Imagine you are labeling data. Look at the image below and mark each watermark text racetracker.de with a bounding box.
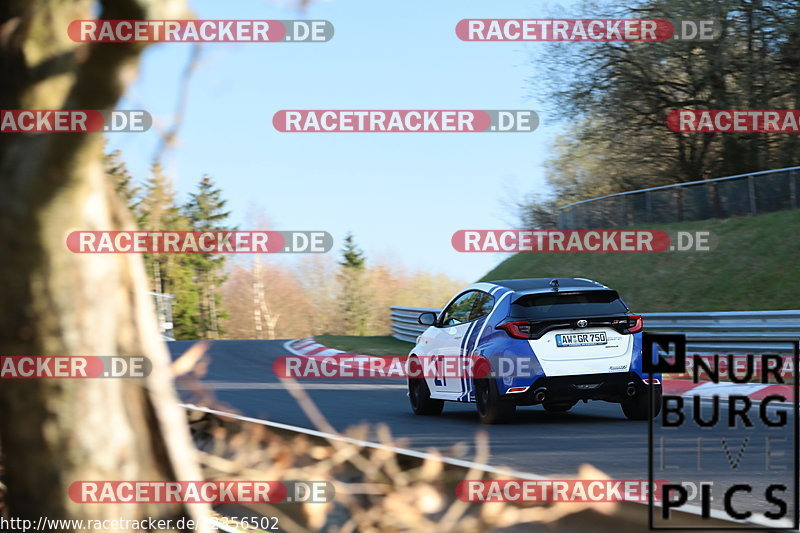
[69,480,333,504]
[68,19,333,42]
[1,481,332,531]
[451,230,715,253]
[0,110,151,132]
[456,479,666,503]
[273,110,538,132]
[1,516,217,533]
[273,354,630,379]
[0,356,150,378]
[455,18,720,42]
[66,230,332,253]
[274,355,481,380]
[668,110,800,133]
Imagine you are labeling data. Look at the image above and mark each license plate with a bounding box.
[556,332,607,347]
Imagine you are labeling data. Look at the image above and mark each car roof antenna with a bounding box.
[550,279,559,291]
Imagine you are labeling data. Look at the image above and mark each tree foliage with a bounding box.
[338,233,369,336]
[182,175,232,339]
[524,0,800,226]
[104,149,140,213]
[139,162,200,339]
[105,156,232,340]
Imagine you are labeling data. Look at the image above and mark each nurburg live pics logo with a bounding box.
[643,333,799,529]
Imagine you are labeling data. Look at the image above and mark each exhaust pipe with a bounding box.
[534,388,547,403]
[626,383,637,397]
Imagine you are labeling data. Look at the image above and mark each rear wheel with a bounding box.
[475,376,516,424]
[407,357,444,415]
[621,385,662,420]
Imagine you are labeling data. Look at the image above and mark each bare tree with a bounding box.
[253,254,280,340]
[0,0,208,530]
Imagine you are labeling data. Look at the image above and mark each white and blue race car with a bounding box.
[406,278,661,424]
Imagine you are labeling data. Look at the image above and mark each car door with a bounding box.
[459,291,497,401]
[425,290,484,398]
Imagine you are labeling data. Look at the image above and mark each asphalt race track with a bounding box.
[168,339,796,521]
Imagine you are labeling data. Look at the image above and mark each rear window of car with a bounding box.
[510,290,628,319]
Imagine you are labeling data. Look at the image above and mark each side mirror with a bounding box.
[418,312,437,326]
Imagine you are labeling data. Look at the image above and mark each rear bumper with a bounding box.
[506,371,658,406]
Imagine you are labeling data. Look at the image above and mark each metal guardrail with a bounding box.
[556,166,800,229]
[390,306,440,343]
[391,306,800,353]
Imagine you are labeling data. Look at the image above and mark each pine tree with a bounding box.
[338,233,369,336]
[138,162,200,339]
[341,233,366,270]
[182,175,232,339]
[103,149,139,214]
[139,162,179,235]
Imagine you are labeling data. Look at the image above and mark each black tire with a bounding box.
[621,385,662,420]
[475,376,516,424]
[407,358,444,416]
[543,402,575,413]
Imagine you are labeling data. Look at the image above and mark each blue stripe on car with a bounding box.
[460,284,508,402]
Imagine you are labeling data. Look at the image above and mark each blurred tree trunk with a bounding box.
[0,0,208,531]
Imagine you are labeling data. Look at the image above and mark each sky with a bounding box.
[107,0,580,282]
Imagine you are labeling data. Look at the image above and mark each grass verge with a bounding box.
[481,209,800,312]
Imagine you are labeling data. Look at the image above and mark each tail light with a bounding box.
[627,315,643,334]
[497,321,532,339]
